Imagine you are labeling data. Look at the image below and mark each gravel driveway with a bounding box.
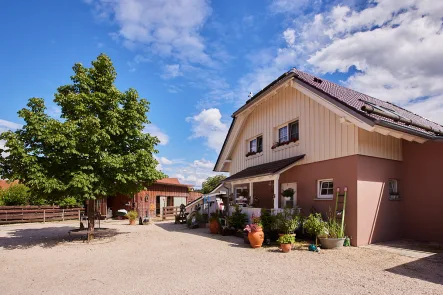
[0,220,442,295]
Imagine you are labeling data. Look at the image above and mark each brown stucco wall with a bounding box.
[253,181,274,209]
[402,140,443,243]
[280,156,359,245]
[356,156,402,246]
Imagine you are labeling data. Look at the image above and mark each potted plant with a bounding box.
[209,211,220,234]
[318,212,346,249]
[244,216,264,248]
[126,210,138,225]
[303,213,326,245]
[277,234,296,253]
[227,205,249,241]
[282,188,294,201]
[260,208,278,244]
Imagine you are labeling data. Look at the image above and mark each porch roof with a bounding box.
[223,154,305,182]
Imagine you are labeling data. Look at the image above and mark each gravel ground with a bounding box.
[0,220,442,295]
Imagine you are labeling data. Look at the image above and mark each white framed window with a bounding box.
[389,179,398,195]
[278,126,288,143]
[277,120,299,143]
[248,135,263,153]
[317,179,334,199]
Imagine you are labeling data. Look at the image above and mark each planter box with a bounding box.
[319,238,345,249]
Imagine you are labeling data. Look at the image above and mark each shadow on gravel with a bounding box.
[0,226,126,250]
[155,221,246,246]
[386,252,443,285]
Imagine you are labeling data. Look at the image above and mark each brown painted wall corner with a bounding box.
[402,140,443,243]
[356,156,402,246]
[280,156,358,245]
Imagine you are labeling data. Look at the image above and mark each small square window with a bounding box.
[318,179,334,199]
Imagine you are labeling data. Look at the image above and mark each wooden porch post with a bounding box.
[273,175,280,209]
[249,182,254,205]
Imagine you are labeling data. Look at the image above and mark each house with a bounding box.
[214,68,443,246]
[108,178,201,218]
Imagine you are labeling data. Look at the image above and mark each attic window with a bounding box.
[313,77,323,83]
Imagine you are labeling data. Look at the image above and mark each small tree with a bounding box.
[0,54,165,240]
[201,175,226,194]
[0,184,30,206]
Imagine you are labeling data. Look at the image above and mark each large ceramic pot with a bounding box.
[209,220,219,234]
[281,243,292,253]
[248,227,264,248]
[129,219,136,225]
[319,238,345,249]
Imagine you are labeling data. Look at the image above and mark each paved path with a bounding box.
[0,220,442,294]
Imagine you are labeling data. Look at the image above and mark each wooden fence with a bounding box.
[0,206,84,225]
[162,206,180,220]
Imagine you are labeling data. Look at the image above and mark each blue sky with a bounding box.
[1,0,442,187]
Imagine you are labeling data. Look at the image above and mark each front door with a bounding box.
[281,182,297,208]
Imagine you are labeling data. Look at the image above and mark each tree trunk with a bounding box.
[87,199,95,242]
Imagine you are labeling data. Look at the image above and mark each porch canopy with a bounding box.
[222,154,305,209]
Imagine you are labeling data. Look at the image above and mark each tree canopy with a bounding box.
[201,175,226,194]
[0,54,165,206]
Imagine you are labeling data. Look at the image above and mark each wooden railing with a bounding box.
[162,206,180,220]
[0,206,84,225]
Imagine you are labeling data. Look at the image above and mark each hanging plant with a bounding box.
[282,188,295,200]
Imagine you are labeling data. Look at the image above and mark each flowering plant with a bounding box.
[244,214,262,232]
[244,224,262,233]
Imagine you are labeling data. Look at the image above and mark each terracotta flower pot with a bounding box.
[248,227,264,248]
[129,219,136,225]
[281,243,292,253]
[209,220,219,234]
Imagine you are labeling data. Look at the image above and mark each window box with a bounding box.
[246,151,258,157]
[271,137,299,149]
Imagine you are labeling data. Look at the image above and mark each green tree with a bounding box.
[0,54,165,239]
[0,184,30,206]
[201,175,226,194]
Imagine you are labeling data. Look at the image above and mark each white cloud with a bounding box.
[187,108,228,152]
[89,0,212,65]
[193,158,214,169]
[283,28,296,47]
[303,0,443,121]
[245,0,443,126]
[0,119,21,157]
[143,124,169,145]
[269,0,311,14]
[162,64,182,79]
[0,119,22,133]
[159,157,173,165]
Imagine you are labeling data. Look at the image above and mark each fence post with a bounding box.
[43,210,46,223]
[78,209,81,221]
[22,208,24,221]
[62,209,65,221]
